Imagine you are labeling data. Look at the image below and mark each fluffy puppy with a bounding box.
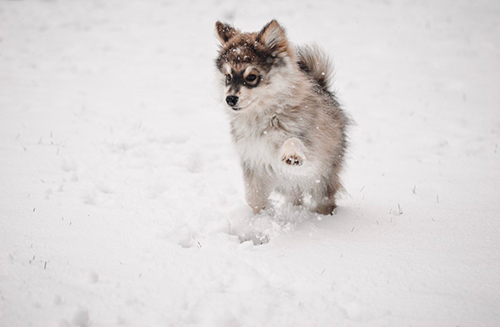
[215,20,349,215]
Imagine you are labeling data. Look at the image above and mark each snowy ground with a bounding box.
[1,0,500,326]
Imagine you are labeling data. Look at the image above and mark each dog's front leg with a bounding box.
[280,137,306,166]
[243,167,272,214]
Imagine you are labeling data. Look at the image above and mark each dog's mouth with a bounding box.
[229,99,255,112]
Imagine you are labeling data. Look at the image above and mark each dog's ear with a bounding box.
[256,20,288,55]
[215,21,238,44]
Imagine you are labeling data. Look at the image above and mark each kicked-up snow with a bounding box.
[1,0,499,326]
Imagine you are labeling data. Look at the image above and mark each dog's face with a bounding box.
[215,20,293,112]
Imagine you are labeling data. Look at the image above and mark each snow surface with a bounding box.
[1,0,500,326]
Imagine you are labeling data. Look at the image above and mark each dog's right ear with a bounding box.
[215,21,238,44]
[256,20,288,55]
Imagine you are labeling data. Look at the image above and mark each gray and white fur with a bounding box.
[215,20,349,215]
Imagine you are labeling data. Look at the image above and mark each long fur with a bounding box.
[296,44,333,93]
[215,20,349,215]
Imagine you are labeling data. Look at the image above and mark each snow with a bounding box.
[1,0,499,326]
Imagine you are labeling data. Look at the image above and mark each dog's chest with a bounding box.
[231,115,283,168]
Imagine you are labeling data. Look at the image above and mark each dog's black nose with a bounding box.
[226,95,239,107]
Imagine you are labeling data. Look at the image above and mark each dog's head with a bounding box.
[215,20,296,112]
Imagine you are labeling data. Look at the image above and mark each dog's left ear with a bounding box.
[256,20,288,55]
[215,21,238,44]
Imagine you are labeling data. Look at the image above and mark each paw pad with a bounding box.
[282,154,303,166]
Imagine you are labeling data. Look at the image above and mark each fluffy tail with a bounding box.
[296,44,333,93]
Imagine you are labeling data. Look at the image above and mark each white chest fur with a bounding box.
[231,113,281,170]
[230,110,319,181]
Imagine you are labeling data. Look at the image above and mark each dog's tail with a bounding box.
[296,44,333,93]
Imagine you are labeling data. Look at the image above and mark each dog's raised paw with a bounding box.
[282,153,303,166]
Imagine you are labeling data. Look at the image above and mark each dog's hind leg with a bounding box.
[312,176,340,215]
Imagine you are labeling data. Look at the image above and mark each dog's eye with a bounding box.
[246,74,257,82]
[225,74,232,83]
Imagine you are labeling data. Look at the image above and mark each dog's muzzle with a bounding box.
[226,95,239,109]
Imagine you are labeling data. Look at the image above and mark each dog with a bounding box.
[215,20,349,215]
